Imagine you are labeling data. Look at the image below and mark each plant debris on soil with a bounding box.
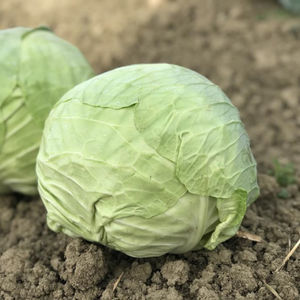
[0,0,299,299]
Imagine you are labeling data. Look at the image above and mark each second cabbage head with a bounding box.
[0,27,94,195]
[37,64,259,257]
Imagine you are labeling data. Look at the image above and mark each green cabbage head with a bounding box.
[279,0,300,13]
[37,64,259,257]
[0,27,94,195]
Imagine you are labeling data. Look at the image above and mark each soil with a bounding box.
[0,0,299,299]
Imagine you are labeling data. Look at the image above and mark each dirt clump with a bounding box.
[161,260,190,286]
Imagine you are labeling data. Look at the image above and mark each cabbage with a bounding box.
[279,0,300,13]
[37,64,259,257]
[0,27,94,195]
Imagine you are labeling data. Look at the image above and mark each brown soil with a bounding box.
[0,0,299,299]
